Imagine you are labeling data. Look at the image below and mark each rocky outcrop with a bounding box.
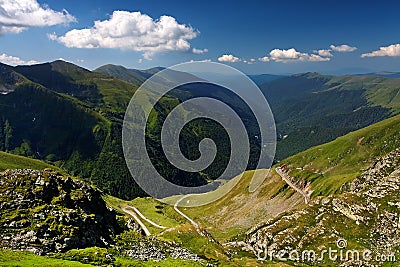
[0,169,201,263]
[245,149,400,266]
[0,169,121,255]
[119,237,200,262]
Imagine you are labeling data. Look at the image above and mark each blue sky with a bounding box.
[0,0,399,74]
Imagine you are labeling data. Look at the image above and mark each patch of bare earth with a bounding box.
[190,170,306,239]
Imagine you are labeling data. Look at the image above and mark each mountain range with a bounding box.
[1,60,400,266]
[2,60,400,199]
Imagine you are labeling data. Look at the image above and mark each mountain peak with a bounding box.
[49,60,91,74]
[293,72,325,78]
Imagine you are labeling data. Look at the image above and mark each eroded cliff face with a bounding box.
[245,149,400,266]
[0,169,121,255]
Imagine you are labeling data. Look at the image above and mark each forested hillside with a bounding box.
[2,61,400,200]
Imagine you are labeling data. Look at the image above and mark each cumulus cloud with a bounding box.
[243,58,256,64]
[192,48,208,54]
[49,11,198,59]
[258,56,270,62]
[314,49,333,57]
[269,48,330,63]
[361,43,400,58]
[0,53,38,65]
[217,54,240,63]
[0,0,75,34]
[329,44,357,52]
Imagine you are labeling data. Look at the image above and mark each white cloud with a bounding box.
[243,58,256,64]
[269,48,330,63]
[361,43,400,58]
[188,59,212,63]
[314,49,333,57]
[329,44,357,52]
[192,48,208,54]
[217,54,240,63]
[258,56,270,62]
[50,11,198,59]
[0,53,38,65]
[305,54,331,62]
[0,0,75,34]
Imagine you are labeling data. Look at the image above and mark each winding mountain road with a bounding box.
[122,206,151,236]
[122,196,201,236]
[127,206,167,229]
[275,167,312,204]
[174,195,199,229]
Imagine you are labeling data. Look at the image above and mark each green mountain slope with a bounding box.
[262,73,400,159]
[3,61,257,199]
[357,71,400,78]
[248,73,285,85]
[95,64,153,85]
[2,62,400,266]
[178,169,305,242]
[0,151,58,171]
[97,65,400,163]
[143,114,400,245]
[0,80,114,182]
[0,169,205,266]
[4,60,400,202]
[246,149,400,266]
[0,63,27,94]
[0,62,140,198]
[15,60,138,117]
[120,111,400,265]
[280,113,400,196]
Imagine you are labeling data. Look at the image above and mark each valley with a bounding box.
[0,60,400,266]
[2,0,400,265]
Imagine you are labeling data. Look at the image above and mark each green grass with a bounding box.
[104,168,304,244]
[127,197,180,228]
[57,247,112,266]
[174,169,304,242]
[281,113,400,196]
[103,195,180,234]
[106,114,400,263]
[161,172,245,207]
[159,224,229,261]
[0,249,206,267]
[90,77,138,115]
[323,75,400,113]
[114,257,204,267]
[0,249,92,266]
[162,114,400,243]
[103,114,400,247]
[0,151,60,171]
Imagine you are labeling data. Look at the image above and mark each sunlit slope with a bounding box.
[15,60,139,116]
[263,73,400,159]
[161,169,305,242]
[0,151,59,171]
[324,74,400,112]
[158,114,400,241]
[280,113,400,196]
